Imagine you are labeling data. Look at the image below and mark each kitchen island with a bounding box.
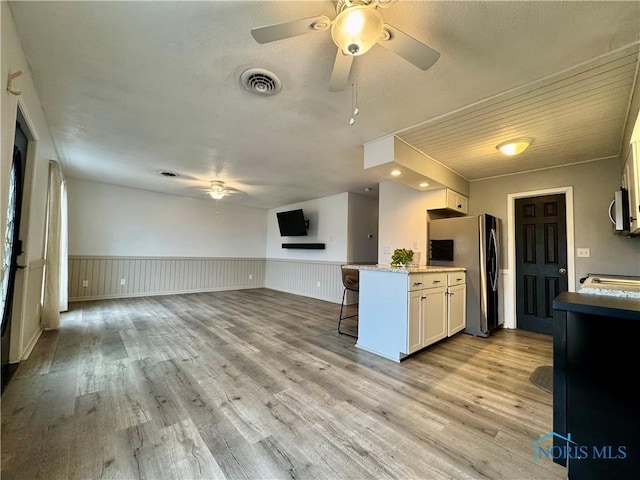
[552,291,640,479]
[347,264,466,362]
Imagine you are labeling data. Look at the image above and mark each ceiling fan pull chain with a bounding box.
[354,75,359,115]
[349,75,360,125]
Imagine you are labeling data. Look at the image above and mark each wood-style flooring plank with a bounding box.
[1,288,566,480]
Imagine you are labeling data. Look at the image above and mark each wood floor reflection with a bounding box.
[1,288,565,479]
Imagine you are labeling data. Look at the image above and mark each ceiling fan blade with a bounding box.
[328,49,354,92]
[378,24,440,71]
[251,15,331,44]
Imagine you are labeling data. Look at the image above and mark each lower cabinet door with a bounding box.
[448,283,466,336]
[407,290,423,354]
[422,286,448,346]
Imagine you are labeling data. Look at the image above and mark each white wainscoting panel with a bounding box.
[68,256,265,301]
[265,259,344,304]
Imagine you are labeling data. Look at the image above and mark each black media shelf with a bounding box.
[282,243,326,249]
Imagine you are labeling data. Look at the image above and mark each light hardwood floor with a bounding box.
[1,288,566,479]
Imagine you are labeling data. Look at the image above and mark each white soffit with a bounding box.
[397,43,640,180]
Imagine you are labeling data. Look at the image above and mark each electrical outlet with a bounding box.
[249,274,253,280]
[120,278,126,285]
[82,280,89,288]
[317,281,321,288]
[577,248,590,258]
[413,241,419,249]
[383,246,390,254]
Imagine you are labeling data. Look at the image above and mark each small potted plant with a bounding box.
[390,248,414,267]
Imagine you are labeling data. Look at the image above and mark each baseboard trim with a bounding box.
[21,327,43,360]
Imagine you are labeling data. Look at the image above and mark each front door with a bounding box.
[1,122,27,392]
[515,194,568,334]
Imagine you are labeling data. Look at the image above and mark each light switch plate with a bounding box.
[383,246,390,254]
[577,248,590,258]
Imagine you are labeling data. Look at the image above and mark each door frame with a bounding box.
[7,98,40,363]
[505,186,575,329]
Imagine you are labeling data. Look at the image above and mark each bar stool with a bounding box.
[338,266,359,338]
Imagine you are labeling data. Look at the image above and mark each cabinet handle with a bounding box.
[420,296,427,300]
[433,280,441,284]
[456,278,463,281]
[457,204,462,209]
[413,282,423,286]
[449,292,455,296]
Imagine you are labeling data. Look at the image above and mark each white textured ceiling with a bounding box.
[9,1,640,208]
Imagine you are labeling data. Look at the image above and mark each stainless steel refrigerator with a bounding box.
[429,214,502,337]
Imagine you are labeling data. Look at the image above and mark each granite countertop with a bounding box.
[553,291,640,320]
[346,264,466,273]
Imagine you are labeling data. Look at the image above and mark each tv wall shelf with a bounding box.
[282,243,326,249]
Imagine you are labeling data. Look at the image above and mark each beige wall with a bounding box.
[469,158,640,284]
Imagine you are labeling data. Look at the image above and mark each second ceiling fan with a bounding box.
[250,0,440,92]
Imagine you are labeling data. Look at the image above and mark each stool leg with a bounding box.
[338,288,347,333]
[338,288,357,338]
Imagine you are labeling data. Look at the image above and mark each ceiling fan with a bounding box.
[202,180,239,200]
[250,0,440,92]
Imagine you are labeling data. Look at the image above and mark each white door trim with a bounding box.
[504,187,575,329]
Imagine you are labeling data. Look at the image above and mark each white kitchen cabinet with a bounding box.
[622,143,640,235]
[424,188,469,215]
[406,272,459,354]
[422,285,448,346]
[447,283,466,336]
[356,267,466,362]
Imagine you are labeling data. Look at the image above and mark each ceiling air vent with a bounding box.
[158,171,178,178]
[240,68,282,96]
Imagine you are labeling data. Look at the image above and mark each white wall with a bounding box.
[1,2,58,361]
[266,192,349,262]
[378,181,431,265]
[67,178,267,257]
[347,193,378,263]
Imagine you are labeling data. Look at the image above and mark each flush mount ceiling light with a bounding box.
[391,169,402,176]
[496,137,534,156]
[419,182,429,187]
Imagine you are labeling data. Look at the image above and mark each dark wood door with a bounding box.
[515,194,568,334]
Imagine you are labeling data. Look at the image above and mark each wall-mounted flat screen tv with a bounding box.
[277,209,308,236]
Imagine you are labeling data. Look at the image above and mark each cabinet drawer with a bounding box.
[448,273,466,286]
[408,274,425,291]
[422,273,447,288]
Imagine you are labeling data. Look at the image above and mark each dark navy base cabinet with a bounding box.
[553,293,640,479]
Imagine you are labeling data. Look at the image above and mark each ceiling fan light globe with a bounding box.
[331,6,383,56]
[209,190,225,200]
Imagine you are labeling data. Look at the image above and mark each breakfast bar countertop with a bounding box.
[552,291,640,321]
[346,264,466,273]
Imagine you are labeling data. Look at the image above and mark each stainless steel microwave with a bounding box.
[609,187,631,233]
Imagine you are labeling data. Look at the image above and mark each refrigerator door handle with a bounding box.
[489,228,499,292]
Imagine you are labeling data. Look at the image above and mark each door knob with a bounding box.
[559,268,567,274]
